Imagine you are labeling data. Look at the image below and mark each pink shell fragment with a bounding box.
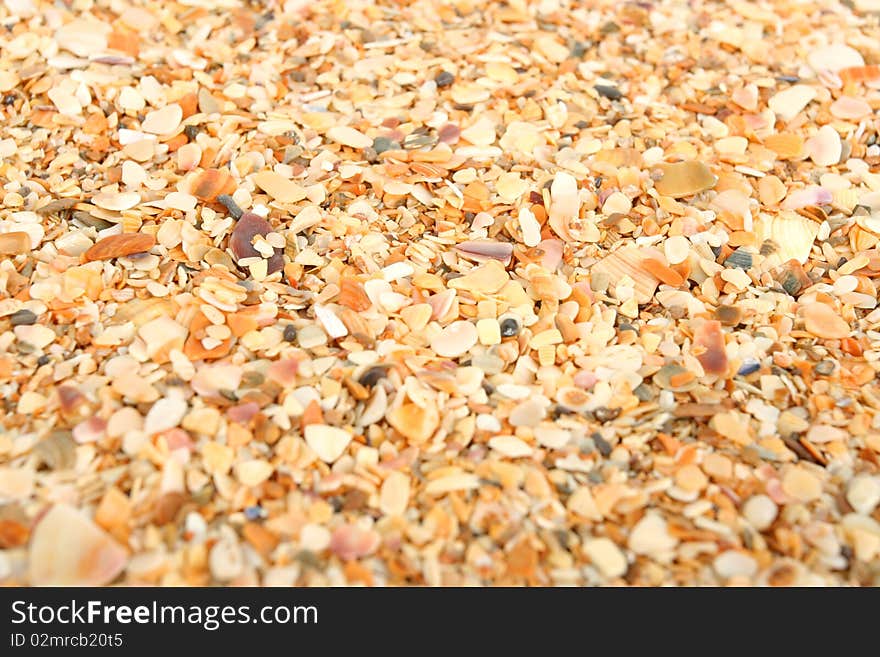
[455,240,514,264]
[329,524,381,561]
[781,187,832,210]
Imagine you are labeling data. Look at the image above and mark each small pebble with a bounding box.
[594,84,623,100]
[434,70,455,87]
[499,317,521,337]
[9,309,37,326]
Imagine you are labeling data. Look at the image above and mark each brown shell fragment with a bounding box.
[229,212,284,275]
[84,233,156,261]
[190,168,236,201]
[339,276,372,311]
[694,320,729,377]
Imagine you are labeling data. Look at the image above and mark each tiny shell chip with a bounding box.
[455,240,514,264]
[430,320,478,357]
[549,171,580,221]
[379,471,410,516]
[802,303,850,339]
[664,235,690,265]
[84,233,156,261]
[327,126,372,149]
[830,96,871,120]
[591,246,663,304]
[499,121,542,155]
[653,161,716,197]
[753,213,818,264]
[329,524,380,561]
[448,260,509,295]
[387,402,439,443]
[807,44,865,73]
[141,104,183,135]
[0,231,32,255]
[731,84,758,111]
[92,191,140,211]
[304,424,353,463]
[807,125,842,167]
[190,168,236,202]
[450,82,490,105]
[229,212,284,274]
[693,320,729,377]
[251,171,307,203]
[29,504,127,586]
[54,18,111,57]
[767,85,816,123]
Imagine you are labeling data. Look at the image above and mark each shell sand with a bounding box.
[1,0,880,586]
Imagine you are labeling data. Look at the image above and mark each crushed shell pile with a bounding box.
[2,0,880,586]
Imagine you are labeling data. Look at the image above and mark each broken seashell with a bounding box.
[189,168,235,202]
[806,125,842,167]
[329,523,380,561]
[591,246,663,304]
[84,233,156,261]
[304,424,353,463]
[229,212,284,275]
[92,191,140,212]
[802,303,850,339]
[781,187,832,210]
[387,402,439,443]
[693,320,729,376]
[753,212,818,264]
[29,504,128,586]
[653,161,716,197]
[455,240,514,265]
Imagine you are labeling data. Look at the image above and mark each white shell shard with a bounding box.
[305,424,353,463]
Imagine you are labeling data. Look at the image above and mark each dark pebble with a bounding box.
[592,432,613,457]
[434,70,455,88]
[593,406,621,423]
[550,405,576,419]
[499,317,520,337]
[776,75,800,83]
[283,324,297,342]
[358,365,388,388]
[244,506,264,520]
[216,194,243,219]
[633,383,652,401]
[3,94,16,105]
[37,355,50,366]
[10,309,37,326]
[587,469,604,484]
[372,136,397,154]
[737,359,760,376]
[183,125,200,141]
[594,84,623,100]
[570,41,589,58]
